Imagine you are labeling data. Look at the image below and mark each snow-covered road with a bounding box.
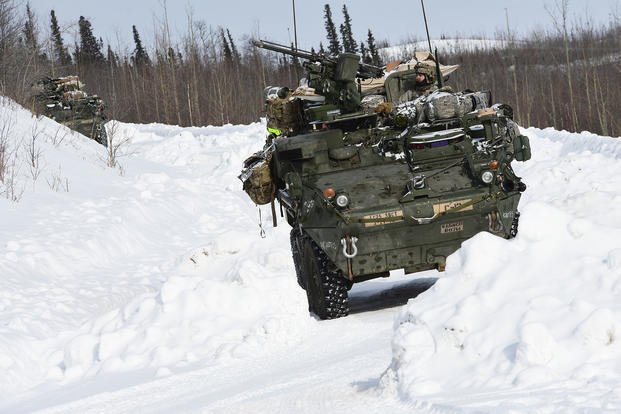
[1,97,620,412]
[22,303,421,414]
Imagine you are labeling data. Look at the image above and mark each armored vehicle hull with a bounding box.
[271,116,525,318]
[32,76,108,146]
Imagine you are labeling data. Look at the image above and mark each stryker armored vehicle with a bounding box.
[32,76,108,146]
[240,40,531,319]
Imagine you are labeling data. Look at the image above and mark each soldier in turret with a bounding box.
[398,62,438,103]
[414,65,436,94]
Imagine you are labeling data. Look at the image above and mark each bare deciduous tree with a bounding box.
[105,120,130,169]
[0,100,22,201]
[25,117,44,183]
[46,164,69,192]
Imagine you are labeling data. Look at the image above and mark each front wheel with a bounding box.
[290,227,306,290]
[300,232,350,319]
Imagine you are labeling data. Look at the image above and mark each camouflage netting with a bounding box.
[32,76,108,146]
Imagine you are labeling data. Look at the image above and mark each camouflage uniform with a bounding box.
[398,62,438,103]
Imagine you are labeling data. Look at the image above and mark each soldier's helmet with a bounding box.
[415,62,436,83]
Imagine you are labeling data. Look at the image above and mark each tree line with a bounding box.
[445,19,620,136]
[0,0,619,136]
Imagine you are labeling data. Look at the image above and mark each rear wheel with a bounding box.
[508,211,520,238]
[300,232,350,319]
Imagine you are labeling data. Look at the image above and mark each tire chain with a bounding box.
[310,238,350,319]
[290,227,350,318]
[509,211,520,238]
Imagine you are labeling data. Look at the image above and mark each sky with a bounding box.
[23,0,621,52]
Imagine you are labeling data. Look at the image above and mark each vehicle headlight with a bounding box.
[335,194,349,208]
[481,171,494,184]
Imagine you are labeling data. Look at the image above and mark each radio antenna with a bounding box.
[420,0,443,88]
[292,0,298,51]
[421,0,432,54]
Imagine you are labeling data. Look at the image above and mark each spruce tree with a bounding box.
[323,4,340,55]
[106,44,118,67]
[131,25,150,67]
[220,28,232,62]
[367,29,382,66]
[226,29,241,63]
[76,16,105,65]
[360,41,371,64]
[50,10,72,65]
[339,5,357,53]
[73,42,80,63]
[23,4,39,54]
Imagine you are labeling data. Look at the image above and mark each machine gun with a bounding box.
[252,39,383,80]
[252,39,384,114]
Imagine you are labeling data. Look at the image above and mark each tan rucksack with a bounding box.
[242,152,274,205]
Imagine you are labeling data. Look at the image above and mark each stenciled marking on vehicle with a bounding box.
[502,211,515,219]
[440,221,464,234]
[433,199,473,215]
[362,209,404,227]
[320,241,338,252]
[303,200,315,215]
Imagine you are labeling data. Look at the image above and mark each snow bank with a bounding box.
[386,128,621,411]
[52,239,312,385]
[4,93,621,412]
[0,98,311,400]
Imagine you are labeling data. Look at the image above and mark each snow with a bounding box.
[1,95,621,412]
[382,38,509,60]
[386,127,621,411]
[0,98,311,406]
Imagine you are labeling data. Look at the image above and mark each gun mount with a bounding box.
[253,39,383,116]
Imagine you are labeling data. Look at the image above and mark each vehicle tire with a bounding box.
[508,211,520,239]
[300,232,350,319]
[290,227,306,290]
[91,121,107,146]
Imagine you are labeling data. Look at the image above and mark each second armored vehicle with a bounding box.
[32,76,108,146]
[241,40,531,319]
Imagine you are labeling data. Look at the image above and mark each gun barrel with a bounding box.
[358,62,385,79]
[252,38,384,80]
[252,39,316,61]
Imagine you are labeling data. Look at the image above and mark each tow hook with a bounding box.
[410,212,439,224]
[341,236,358,259]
